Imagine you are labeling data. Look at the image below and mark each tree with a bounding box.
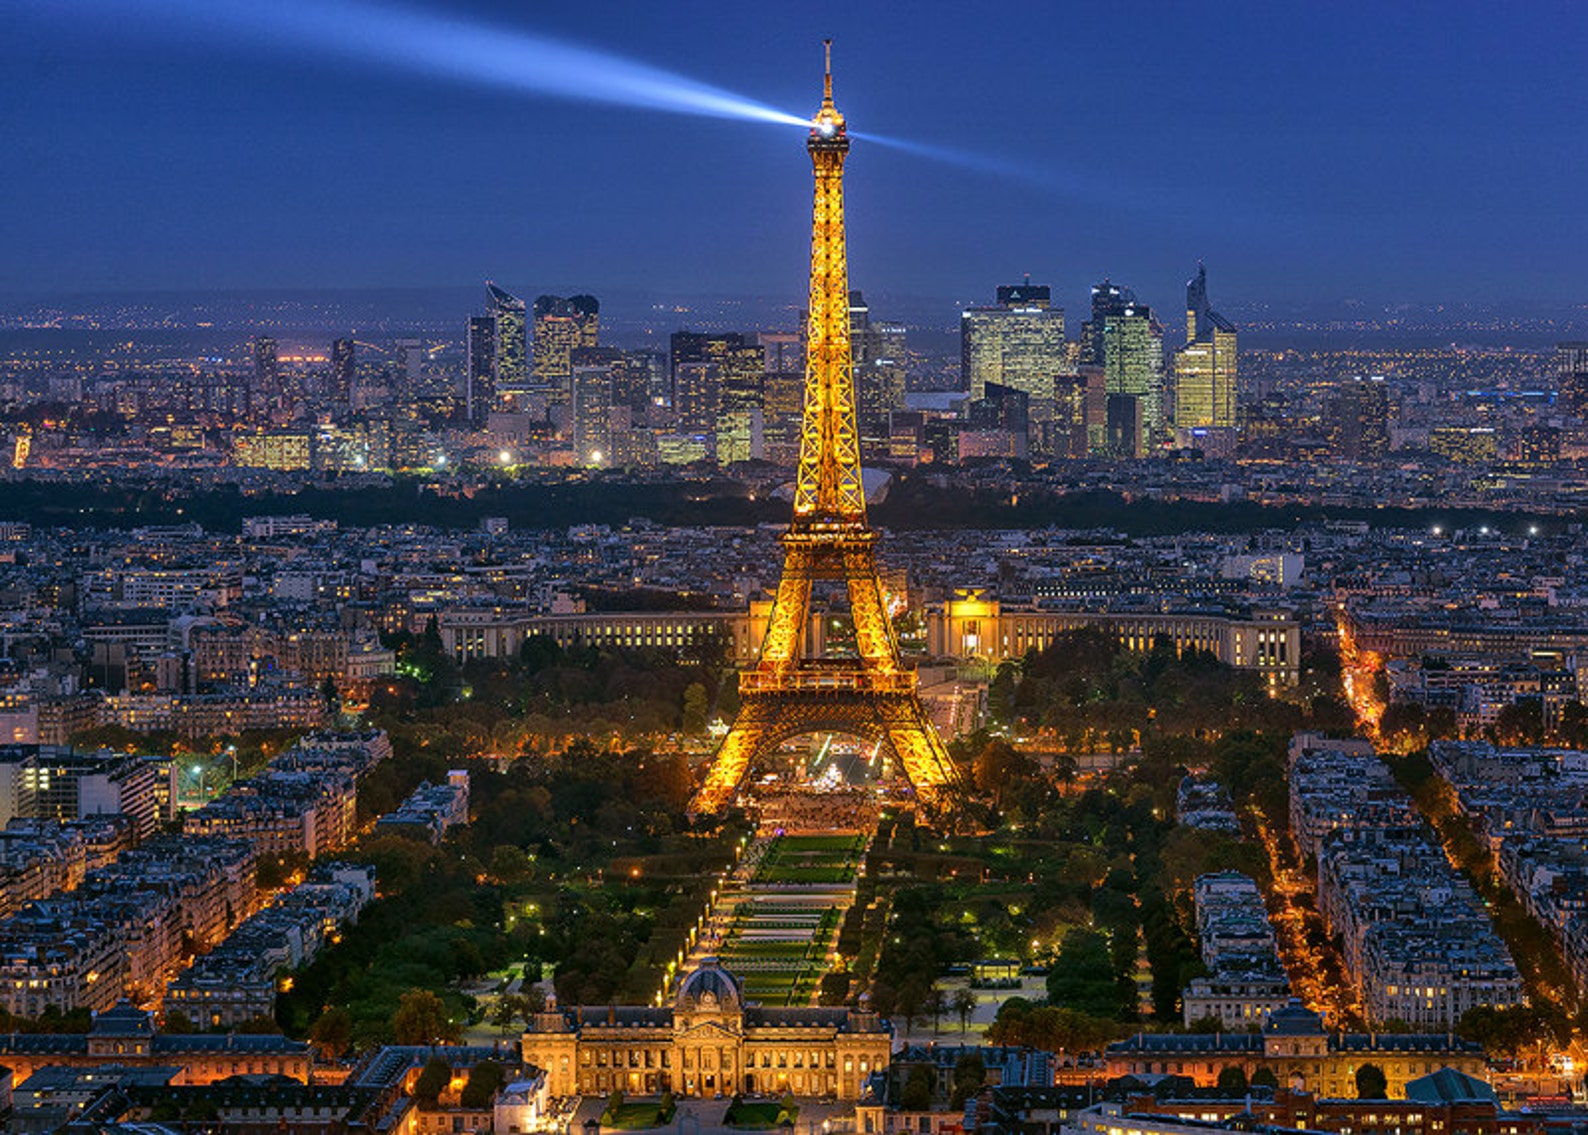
[951,988,977,1034]
[925,986,947,1034]
[986,662,1020,726]
[1492,699,1545,746]
[681,683,709,733]
[1217,1066,1248,1093]
[900,1065,934,1111]
[391,989,459,1046]
[413,1057,452,1104]
[950,1053,986,1109]
[1355,1063,1387,1100]
[491,994,526,1034]
[819,972,852,1007]
[162,1008,195,1035]
[1251,1067,1279,1089]
[489,845,530,883]
[461,1060,506,1108]
[308,1006,353,1061]
[1046,929,1123,1018]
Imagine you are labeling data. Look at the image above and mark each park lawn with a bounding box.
[754,867,856,884]
[601,1101,677,1129]
[726,1101,799,1129]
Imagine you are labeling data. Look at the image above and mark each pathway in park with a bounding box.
[679,830,870,1007]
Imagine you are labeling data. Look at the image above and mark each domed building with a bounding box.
[522,959,891,1100]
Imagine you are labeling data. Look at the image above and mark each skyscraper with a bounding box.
[850,292,906,437]
[533,294,600,398]
[670,331,763,433]
[960,280,1068,407]
[758,331,805,451]
[1101,300,1164,454]
[572,363,613,465]
[465,315,496,424]
[1173,263,1238,440]
[486,282,527,402]
[330,338,355,413]
[251,336,279,403]
[1328,376,1390,460]
[1051,367,1108,457]
[1080,280,1135,368]
[1555,342,1588,415]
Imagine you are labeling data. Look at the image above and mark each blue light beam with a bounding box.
[83,0,812,129]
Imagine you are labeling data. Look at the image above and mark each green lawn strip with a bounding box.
[600,1101,677,1129]
[726,1100,799,1129]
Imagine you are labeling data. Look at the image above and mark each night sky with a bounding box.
[4,0,1587,312]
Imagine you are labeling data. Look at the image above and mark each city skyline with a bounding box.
[4,1,1588,307]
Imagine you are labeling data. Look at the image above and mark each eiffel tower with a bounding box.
[691,45,965,819]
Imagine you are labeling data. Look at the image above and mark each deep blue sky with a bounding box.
[4,0,1587,315]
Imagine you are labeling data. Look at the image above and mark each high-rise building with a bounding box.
[759,332,805,449]
[393,338,424,401]
[671,332,763,432]
[1173,263,1238,438]
[628,349,671,413]
[960,280,1068,406]
[850,292,906,436]
[572,364,613,466]
[1327,376,1390,460]
[533,295,600,399]
[672,361,720,432]
[251,336,279,407]
[1555,342,1588,415]
[330,338,355,413]
[1106,392,1144,458]
[605,351,651,412]
[1051,366,1108,457]
[1101,300,1164,453]
[486,282,528,401]
[465,315,496,424]
[1081,280,1135,368]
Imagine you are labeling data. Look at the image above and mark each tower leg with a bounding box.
[692,697,777,816]
[757,549,813,671]
[877,697,962,818]
[844,552,902,675]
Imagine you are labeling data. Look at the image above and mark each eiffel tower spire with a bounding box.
[691,45,965,821]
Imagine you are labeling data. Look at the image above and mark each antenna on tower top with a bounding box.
[823,38,833,101]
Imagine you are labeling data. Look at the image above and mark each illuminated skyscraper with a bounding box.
[672,360,719,432]
[465,315,496,424]
[1555,342,1588,415]
[251,336,279,402]
[486,282,527,399]
[1080,280,1134,367]
[572,363,612,465]
[671,331,763,433]
[960,279,1067,405]
[1101,300,1164,454]
[1173,263,1237,438]
[759,332,805,450]
[330,338,355,413]
[533,294,600,399]
[850,292,907,440]
[1328,376,1390,460]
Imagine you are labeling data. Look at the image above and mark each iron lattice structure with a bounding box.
[691,48,965,819]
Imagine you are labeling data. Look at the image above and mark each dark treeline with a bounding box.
[0,478,1559,539]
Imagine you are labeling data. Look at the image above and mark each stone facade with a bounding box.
[521,960,890,1100]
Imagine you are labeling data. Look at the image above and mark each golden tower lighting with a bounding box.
[691,43,965,821]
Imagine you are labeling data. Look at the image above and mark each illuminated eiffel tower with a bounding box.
[691,45,965,820]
